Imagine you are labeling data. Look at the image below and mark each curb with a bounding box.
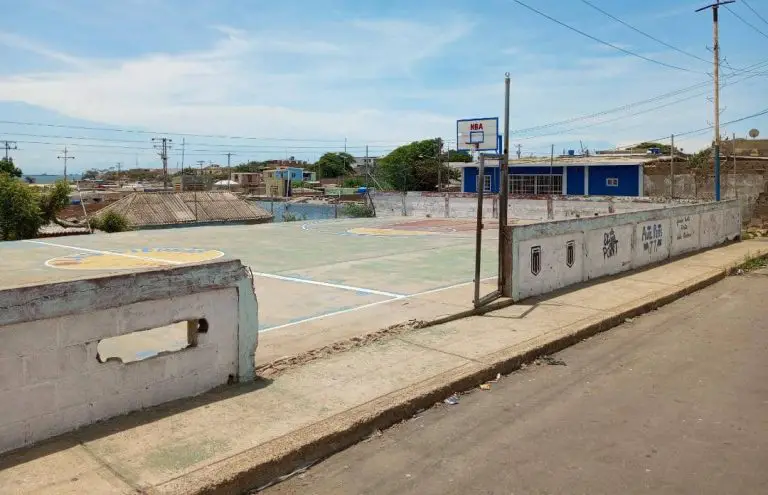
[158,254,763,495]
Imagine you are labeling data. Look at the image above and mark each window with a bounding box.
[483,174,492,192]
[606,178,619,187]
[510,174,562,195]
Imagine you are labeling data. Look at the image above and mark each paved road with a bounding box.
[264,272,768,495]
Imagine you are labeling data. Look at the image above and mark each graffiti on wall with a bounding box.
[531,246,541,276]
[642,223,664,253]
[675,216,694,240]
[603,228,619,259]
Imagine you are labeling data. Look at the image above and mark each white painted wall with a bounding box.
[510,200,741,300]
[0,283,250,454]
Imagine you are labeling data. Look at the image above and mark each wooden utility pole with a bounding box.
[670,134,675,198]
[57,147,75,183]
[2,140,17,160]
[696,0,734,201]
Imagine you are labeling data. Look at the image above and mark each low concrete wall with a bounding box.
[509,200,741,300]
[371,191,683,221]
[0,260,258,454]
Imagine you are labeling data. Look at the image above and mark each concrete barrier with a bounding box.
[0,260,258,454]
[510,200,741,300]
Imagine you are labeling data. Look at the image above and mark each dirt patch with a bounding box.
[256,319,428,378]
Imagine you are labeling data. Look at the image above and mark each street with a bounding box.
[263,271,768,495]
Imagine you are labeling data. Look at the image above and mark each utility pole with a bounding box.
[499,73,511,297]
[57,147,75,183]
[224,152,235,191]
[116,162,122,187]
[436,138,443,193]
[152,137,172,191]
[733,131,737,198]
[3,140,17,160]
[670,134,675,198]
[180,138,186,192]
[696,1,734,201]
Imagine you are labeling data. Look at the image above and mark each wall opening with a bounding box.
[97,318,209,364]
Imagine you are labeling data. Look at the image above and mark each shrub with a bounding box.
[92,210,131,233]
[342,202,375,218]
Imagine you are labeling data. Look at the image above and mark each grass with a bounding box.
[740,253,768,272]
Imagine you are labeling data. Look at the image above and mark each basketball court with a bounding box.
[1,218,500,340]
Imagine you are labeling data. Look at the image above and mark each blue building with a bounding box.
[457,157,647,197]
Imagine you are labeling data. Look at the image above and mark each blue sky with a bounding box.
[1,0,767,174]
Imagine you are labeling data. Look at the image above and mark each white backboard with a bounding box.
[457,117,499,152]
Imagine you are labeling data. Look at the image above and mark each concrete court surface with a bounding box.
[0,217,501,362]
[265,272,768,495]
[1,240,764,495]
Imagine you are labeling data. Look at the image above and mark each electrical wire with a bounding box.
[508,0,705,74]
[725,5,768,40]
[579,0,710,64]
[742,0,768,28]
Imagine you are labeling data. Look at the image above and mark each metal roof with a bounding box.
[93,191,272,227]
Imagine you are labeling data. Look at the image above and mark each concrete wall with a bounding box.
[371,192,680,222]
[510,200,741,300]
[0,260,258,454]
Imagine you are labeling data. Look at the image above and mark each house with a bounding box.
[353,156,379,174]
[232,172,263,193]
[263,167,305,197]
[732,138,768,157]
[457,156,649,197]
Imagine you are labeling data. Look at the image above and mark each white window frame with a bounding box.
[483,174,492,192]
[606,177,619,187]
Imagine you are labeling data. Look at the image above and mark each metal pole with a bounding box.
[670,134,675,198]
[733,132,737,198]
[474,153,486,307]
[437,138,442,193]
[499,73,511,296]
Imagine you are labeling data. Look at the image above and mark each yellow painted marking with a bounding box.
[46,248,225,270]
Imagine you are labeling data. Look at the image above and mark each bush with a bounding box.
[0,174,43,240]
[92,210,131,233]
[282,212,307,222]
[341,202,375,218]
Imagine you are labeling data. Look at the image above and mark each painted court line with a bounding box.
[25,240,185,265]
[260,276,497,333]
[251,271,406,298]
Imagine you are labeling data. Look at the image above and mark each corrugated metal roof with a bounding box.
[93,191,272,227]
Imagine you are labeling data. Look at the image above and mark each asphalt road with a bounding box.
[263,271,768,495]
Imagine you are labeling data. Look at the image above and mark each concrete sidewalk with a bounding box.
[1,240,766,495]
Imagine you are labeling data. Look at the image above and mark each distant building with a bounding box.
[263,167,305,197]
[172,175,215,191]
[732,138,768,157]
[457,156,649,197]
[232,172,263,194]
[353,156,379,176]
[201,164,223,175]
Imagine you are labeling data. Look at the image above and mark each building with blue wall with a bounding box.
[457,157,647,197]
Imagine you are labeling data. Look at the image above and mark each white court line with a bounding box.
[251,271,405,298]
[25,239,185,265]
[26,238,406,298]
[260,276,497,333]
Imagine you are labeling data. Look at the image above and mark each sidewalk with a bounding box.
[1,239,766,495]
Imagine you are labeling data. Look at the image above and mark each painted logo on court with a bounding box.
[46,247,225,270]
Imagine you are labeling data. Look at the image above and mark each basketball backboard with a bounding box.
[457,117,499,152]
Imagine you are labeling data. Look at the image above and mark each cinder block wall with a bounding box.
[0,287,240,454]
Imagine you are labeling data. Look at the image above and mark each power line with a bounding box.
[725,5,768,40]
[579,0,710,64]
[509,0,706,73]
[741,0,768,27]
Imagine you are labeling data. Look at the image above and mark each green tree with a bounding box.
[39,181,71,223]
[315,152,356,178]
[234,161,265,173]
[442,150,472,163]
[379,138,452,191]
[0,157,22,178]
[91,210,130,233]
[81,169,100,180]
[0,174,43,240]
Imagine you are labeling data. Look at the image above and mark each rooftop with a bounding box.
[93,191,272,227]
